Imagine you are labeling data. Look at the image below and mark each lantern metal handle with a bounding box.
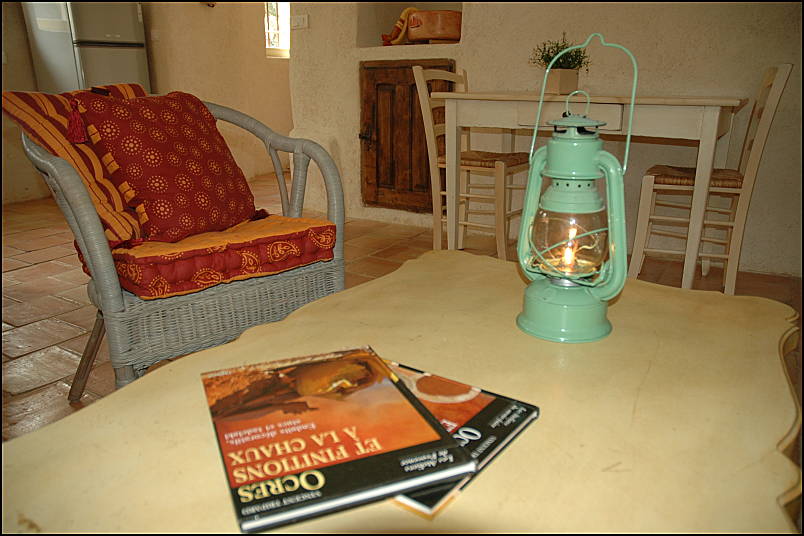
[565,90,592,117]
[517,146,548,281]
[529,33,639,174]
[589,150,628,301]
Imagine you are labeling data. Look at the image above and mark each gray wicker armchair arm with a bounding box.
[203,101,345,260]
[21,132,126,314]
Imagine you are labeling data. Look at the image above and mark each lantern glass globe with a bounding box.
[532,208,608,278]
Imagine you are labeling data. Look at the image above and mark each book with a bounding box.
[200,347,476,533]
[387,361,540,517]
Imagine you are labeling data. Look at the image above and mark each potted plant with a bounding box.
[529,33,590,94]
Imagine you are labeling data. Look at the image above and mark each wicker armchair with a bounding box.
[21,101,345,401]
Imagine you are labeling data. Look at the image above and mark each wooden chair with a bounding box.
[412,65,529,260]
[628,64,792,294]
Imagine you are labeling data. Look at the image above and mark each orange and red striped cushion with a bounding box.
[2,84,147,245]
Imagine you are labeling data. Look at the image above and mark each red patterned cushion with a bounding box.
[1,84,147,244]
[108,215,336,299]
[74,91,256,243]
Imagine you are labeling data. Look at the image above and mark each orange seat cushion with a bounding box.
[108,215,336,299]
[2,84,147,245]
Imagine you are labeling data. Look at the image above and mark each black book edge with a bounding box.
[387,361,540,518]
[240,455,475,532]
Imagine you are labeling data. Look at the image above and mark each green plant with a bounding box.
[529,33,590,70]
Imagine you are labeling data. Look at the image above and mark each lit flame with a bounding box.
[562,246,575,266]
[562,227,577,268]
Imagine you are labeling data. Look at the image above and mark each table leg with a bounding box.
[445,99,460,250]
[682,106,720,289]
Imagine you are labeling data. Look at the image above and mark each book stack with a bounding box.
[200,347,539,533]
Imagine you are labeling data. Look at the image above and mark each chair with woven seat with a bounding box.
[628,63,792,294]
[13,93,345,401]
[412,65,529,260]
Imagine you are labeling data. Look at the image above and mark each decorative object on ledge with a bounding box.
[407,10,461,44]
[517,33,637,343]
[544,69,579,96]
[382,7,418,45]
[529,32,591,94]
[382,8,461,45]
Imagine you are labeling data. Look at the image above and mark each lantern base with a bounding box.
[517,278,612,343]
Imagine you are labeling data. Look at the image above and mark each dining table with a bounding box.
[432,91,747,289]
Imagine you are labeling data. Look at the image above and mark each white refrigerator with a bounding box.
[22,2,151,94]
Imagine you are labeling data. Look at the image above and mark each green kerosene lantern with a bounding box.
[516,34,638,343]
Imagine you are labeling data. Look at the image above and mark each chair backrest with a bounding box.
[412,65,467,190]
[736,64,792,193]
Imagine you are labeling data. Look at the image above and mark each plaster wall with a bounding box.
[2,1,51,204]
[3,2,294,205]
[141,2,293,178]
[289,2,802,277]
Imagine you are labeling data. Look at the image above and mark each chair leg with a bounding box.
[723,194,746,295]
[628,175,655,278]
[493,162,508,260]
[700,193,723,278]
[505,171,515,254]
[432,214,443,250]
[718,196,738,293]
[701,247,713,277]
[723,240,741,296]
[700,227,712,277]
[457,170,470,250]
[432,170,445,251]
[68,311,106,403]
[113,365,137,389]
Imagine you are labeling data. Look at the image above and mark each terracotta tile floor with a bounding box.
[3,174,801,450]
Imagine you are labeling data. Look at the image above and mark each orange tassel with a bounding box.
[67,99,87,143]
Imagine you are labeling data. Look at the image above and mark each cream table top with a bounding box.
[2,251,800,533]
[429,92,746,107]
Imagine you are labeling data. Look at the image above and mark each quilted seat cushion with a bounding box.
[108,215,336,299]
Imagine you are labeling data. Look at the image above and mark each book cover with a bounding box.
[387,362,540,517]
[200,347,476,533]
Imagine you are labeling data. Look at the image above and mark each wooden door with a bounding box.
[359,59,455,213]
